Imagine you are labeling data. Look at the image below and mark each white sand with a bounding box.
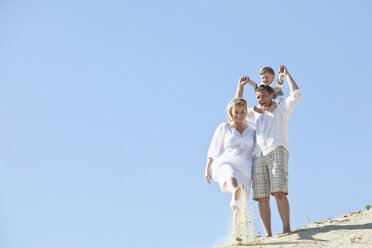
[217,209,372,248]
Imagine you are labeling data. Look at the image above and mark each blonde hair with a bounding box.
[259,66,275,75]
[226,98,248,122]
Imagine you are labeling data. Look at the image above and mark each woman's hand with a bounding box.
[238,75,250,88]
[205,159,213,184]
[205,169,212,184]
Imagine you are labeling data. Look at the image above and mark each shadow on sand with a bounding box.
[292,222,372,241]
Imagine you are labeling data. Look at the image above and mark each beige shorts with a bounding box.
[252,146,289,201]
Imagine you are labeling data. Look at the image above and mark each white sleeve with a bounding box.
[207,123,225,159]
[246,107,256,123]
[283,89,302,115]
[273,95,285,104]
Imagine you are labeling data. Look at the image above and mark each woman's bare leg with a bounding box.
[226,177,244,242]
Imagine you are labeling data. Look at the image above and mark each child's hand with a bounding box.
[278,65,288,77]
[238,75,250,87]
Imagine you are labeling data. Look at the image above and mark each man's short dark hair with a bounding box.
[255,84,274,94]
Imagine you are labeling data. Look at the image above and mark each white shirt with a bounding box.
[247,89,302,157]
[208,123,255,160]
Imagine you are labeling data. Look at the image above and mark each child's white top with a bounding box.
[268,79,282,89]
[268,79,284,98]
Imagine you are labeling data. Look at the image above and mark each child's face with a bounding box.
[260,72,275,85]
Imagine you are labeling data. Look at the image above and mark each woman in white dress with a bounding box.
[204,98,256,239]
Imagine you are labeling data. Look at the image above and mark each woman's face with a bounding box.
[231,105,247,123]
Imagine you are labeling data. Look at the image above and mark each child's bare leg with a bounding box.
[254,106,264,114]
[266,101,277,113]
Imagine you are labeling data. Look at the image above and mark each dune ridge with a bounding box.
[217,209,372,248]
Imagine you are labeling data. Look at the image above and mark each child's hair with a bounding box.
[259,66,275,75]
[255,84,274,95]
[226,98,248,122]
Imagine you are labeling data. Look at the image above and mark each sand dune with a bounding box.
[217,209,372,248]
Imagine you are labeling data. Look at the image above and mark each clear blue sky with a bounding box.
[0,1,371,248]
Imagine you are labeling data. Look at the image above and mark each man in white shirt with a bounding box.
[236,65,302,237]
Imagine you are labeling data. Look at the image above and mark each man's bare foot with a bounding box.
[277,231,291,237]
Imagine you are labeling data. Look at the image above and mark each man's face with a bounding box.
[255,89,274,108]
[260,72,275,85]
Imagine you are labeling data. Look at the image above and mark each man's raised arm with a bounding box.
[279,65,299,92]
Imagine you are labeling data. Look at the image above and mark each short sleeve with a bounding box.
[207,123,226,159]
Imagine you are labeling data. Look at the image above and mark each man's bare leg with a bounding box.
[273,192,290,233]
[258,197,272,237]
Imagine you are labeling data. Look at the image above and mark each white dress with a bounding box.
[208,123,256,197]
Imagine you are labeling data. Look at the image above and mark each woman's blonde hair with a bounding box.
[226,98,248,122]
